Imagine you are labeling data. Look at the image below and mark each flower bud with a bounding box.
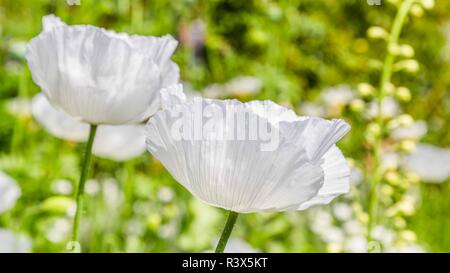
[357,83,375,97]
[410,4,424,17]
[395,59,419,73]
[398,44,415,58]
[41,196,76,216]
[350,99,365,112]
[365,123,381,143]
[399,139,416,152]
[400,230,417,242]
[367,26,388,40]
[396,86,412,102]
[420,0,434,10]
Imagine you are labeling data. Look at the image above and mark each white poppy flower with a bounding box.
[26,15,179,125]
[403,143,450,183]
[146,95,351,213]
[0,229,31,253]
[31,93,146,161]
[0,171,21,214]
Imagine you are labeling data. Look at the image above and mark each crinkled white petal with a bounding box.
[26,15,179,125]
[0,172,21,215]
[298,146,350,210]
[146,98,350,212]
[0,229,31,253]
[403,143,450,183]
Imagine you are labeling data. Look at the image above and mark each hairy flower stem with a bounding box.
[367,0,414,243]
[71,124,98,249]
[215,211,239,253]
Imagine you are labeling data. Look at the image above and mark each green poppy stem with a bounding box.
[215,211,239,253]
[71,124,98,250]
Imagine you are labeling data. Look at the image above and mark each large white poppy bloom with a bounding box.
[0,171,21,215]
[146,92,351,213]
[26,15,179,125]
[31,93,146,161]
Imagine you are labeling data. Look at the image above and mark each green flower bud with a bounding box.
[367,26,388,40]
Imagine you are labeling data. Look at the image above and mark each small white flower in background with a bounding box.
[31,93,89,142]
[366,96,400,119]
[26,15,179,125]
[390,120,427,140]
[321,85,354,108]
[146,86,351,212]
[93,125,146,161]
[0,229,31,253]
[51,179,73,195]
[332,202,353,222]
[6,98,31,118]
[45,218,71,243]
[223,239,259,253]
[403,143,450,183]
[224,76,263,97]
[350,166,363,186]
[0,171,21,214]
[66,0,81,6]
[31,93,147,161]
[299,102,325,117]
[66,0,80,5]
[85,179,100,196]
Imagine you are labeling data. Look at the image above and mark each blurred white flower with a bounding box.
[390,120,427,140]
[146,96,351,212]
[350,167,363,186]
[322,227,345,244]
[157,187,175,203]
[7,98,31,117]
[0,229,31,253]
[366,96,400,119]
[203,84,225,99]
[66,0,80,5]
[372,225,395,246]
[380,152,401,171]
[85,179,100,196]
[102,179,122,208]
[26,14,178,125]
[224,76,263,97]
[93,125,146,161]
[31,93,89,142]
[223,238,259,253]
[299,102,325,117]
[344,235,367,253]
[51,179,73,195]
[403,143,450,183]
[0,171,21,214]
[343,220,364,236]
[45,218,71,243]
[321,85,354,107]
[31,93,146,161]
[332,202,353,222]
[385,243,425,253]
